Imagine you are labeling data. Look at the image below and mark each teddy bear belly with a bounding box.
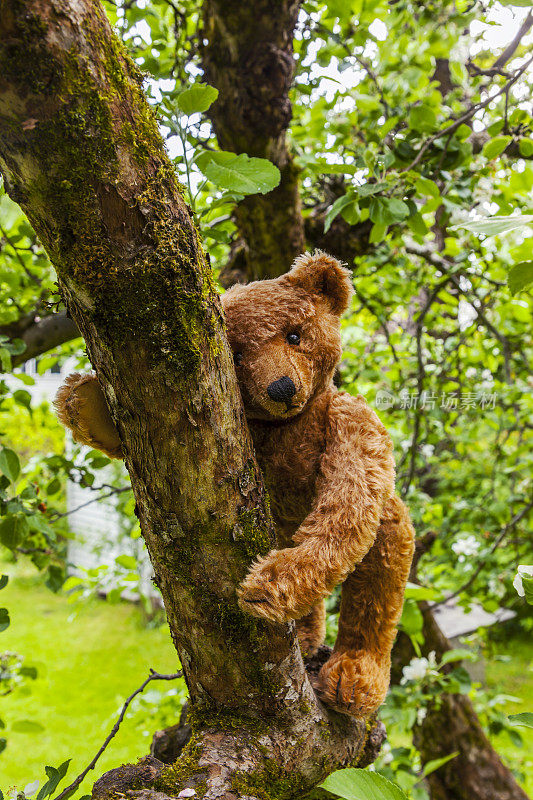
[266,481,316,547]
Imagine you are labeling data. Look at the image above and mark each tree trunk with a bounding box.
[0,1,379,796]
[200,0,305,284]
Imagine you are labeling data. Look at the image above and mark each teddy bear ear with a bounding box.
[287,251,353,314]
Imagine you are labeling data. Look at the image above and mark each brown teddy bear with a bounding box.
[55,251,415,717]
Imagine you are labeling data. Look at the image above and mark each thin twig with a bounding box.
[49,486,131,522]
[431,500,533,609]
[53,669,183,800]
[401,54,533,174]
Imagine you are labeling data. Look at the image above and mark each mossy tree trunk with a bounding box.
[200,0,306,285]
[0,1,380,797]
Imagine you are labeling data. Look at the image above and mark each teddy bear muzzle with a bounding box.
[266,376,297,403]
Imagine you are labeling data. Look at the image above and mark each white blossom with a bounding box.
[449,207,470,226]
[417,707,427,725]
[381,742,394,764]
[401,656,430,684]
[488,578,505,599]
[513,565,533,597]
[452,535,480,561]
[23,783,39,798]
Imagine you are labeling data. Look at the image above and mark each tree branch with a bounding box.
[53,670,183,800]
[1,310,81,366]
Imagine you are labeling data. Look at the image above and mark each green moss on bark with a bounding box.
[231,761,308,800]
[154,739,208,798]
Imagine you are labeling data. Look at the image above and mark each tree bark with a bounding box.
[200,0,305,284]
[0,1,378,796]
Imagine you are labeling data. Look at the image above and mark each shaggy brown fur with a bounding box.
[54,251,415,717]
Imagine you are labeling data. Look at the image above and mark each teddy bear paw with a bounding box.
[316,650,390,717]
[237,551,309,623]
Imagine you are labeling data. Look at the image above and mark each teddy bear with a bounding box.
[55,251,415,717]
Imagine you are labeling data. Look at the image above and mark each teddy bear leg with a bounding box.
[54,373,122,459]
[317,496,414,716]
[296,600,326,658]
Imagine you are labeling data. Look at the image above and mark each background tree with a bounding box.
[0,0,531,799]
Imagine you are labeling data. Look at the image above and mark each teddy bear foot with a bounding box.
[315,650,390,717]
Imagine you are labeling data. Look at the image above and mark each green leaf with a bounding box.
[508,261,533,294]
[387,198,410,222]
[500,0,533,6]
[508,712,533,728]
[522,574,533,604]
[421,752,458,777]
[0,574,8,590]
[370,197,409,225]
[0,513,30,550]
[482,135,512,160]
[354,181,388,198]
[399,598,424,645]
[20,665,38,680]
[450,215,533,236]
[404,582,439,601]
[408,212,428,236]
[440,648,476,665]
[409,104,437,132]
[115,554,137,570]
[0,347,11,371]
[519,139,533,157]
[203,154,280,196]
[13,389,32,411]
[12,719,45,734]
[324,193,356,233]
[46,564,65,593]
[309,159,361,175]
[369,222,387,243]
[176,83,219,115]
[416,176,440,198]
[0,447,20,482]
[46,477,61,496]
[0,607,10,632]
[36,760,71,800]
[320,768,408,800]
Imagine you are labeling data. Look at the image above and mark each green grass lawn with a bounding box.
[1,556,532,798]
[0,558,182,795]
[484,631,533,795]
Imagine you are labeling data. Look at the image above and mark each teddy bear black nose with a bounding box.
[267,376,296,403]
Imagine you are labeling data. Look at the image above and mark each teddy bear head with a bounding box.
[222,251,353,421]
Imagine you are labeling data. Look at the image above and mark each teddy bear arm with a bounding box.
[54,373,122,459]
[239,395,397,623]
[291,393,396,587]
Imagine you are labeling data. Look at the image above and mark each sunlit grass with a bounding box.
[0,557,181,795]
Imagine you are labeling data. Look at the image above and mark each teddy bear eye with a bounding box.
[286,331,300,346]
[233,352,243,366]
